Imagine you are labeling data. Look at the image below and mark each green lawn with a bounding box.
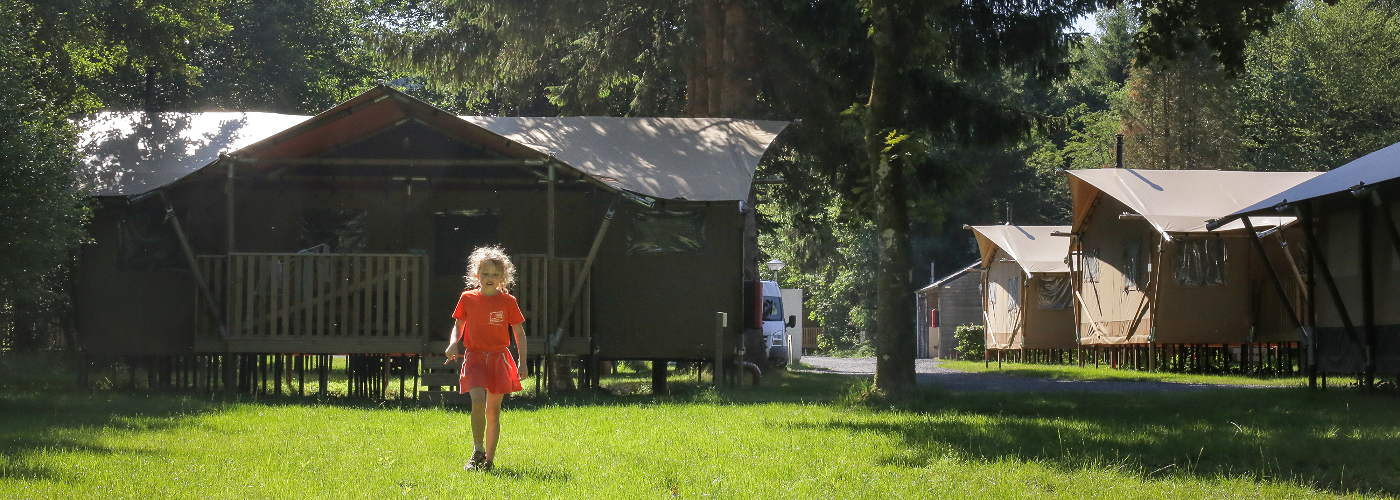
[940,360,1310,387]
[2,360,1398,499]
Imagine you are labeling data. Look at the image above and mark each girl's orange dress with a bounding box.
[452,289,525,394]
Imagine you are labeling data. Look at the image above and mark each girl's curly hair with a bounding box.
[464,245,516,292]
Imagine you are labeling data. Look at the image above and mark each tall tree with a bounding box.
[1120,48,1241,170]
[0,0,91,349]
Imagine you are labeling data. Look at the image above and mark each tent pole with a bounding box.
[545,163,555,389]
[551,194,622,350]
[1358,193,1377,390]
[1241,217,1303,329]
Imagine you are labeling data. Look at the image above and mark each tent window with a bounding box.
[1122,239,1143,290]
[117,202,183,271]
[1038,275,1071,309]
[626,209,706,255]
[1083,249,1101,282]
[988,280,996,305]
[300,209,366,254]
[434,210,501,276]
[1006,277,1019,312]
[1175,239,1227,286]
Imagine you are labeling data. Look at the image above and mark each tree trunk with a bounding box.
[702,0,724,117]
[866,0,917,393]
[720,0,758,118]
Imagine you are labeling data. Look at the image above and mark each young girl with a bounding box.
[444,246,529,472]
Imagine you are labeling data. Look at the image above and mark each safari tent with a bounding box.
[1213,141,1400,386]
[73,85,788,394]
[1066,168,1320,371]
[970,225,1075,360]
[915,262,981,359]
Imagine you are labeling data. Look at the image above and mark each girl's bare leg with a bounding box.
[469,386,487,452]
[484,392,504,461]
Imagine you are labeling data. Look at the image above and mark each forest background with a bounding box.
[5,0,1400,387]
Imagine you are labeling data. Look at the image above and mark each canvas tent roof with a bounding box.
[76,87,788,201]
[463,117,787,202]
[916,261,981,294]
[1215,140,1400,227]
[1068,169,1322,236]
[971,225,1072,275]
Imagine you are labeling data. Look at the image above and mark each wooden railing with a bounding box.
[514,255,591,355]
[195,253,428,353]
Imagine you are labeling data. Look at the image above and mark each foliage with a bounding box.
[1121,47,1242,170]
[0,0,90,349]
[1236,0,1400,172]
[952,324,985,361]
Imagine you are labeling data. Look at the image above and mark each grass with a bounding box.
[2,354,1399,499]
[939,360,1310,387]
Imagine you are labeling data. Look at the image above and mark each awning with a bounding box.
[1068,169,1323,235]
[1214,140,1400,227]
[970,225,1072,275]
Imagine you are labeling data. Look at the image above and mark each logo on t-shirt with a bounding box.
[489,311,504,325]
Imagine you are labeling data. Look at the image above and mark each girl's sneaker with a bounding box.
[464,451,487,471]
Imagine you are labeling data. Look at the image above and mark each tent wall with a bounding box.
[1151,236,1254,344]
[1076,196,1155,344]
[1020,274,1076,349]
[77,174,744,360]
[1311,196,1400,374]
[590,201,743,360]
[983,254,1023,349]
[76,200,199,355]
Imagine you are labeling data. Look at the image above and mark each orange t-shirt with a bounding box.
[451,289,525,351]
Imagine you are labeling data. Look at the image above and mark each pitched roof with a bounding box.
[916,261,982,294]
[970,225,1072,275]
[76,112,308,196]
[1217,140,1400,226]
[1068,169,1322,235]
[76,86,788,201]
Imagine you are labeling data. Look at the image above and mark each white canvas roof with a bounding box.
[1219,140,1400,225]
[464,116,788,202]
[76,106,787,201]
[971,225,1072,275]
[916,261,981,294]
[1068,169,1323,235]
[76,112,309,196]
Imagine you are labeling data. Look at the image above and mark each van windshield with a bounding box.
[762,297,784,322]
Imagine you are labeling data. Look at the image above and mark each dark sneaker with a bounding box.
[464,451,487,471]
[480,460,493,472]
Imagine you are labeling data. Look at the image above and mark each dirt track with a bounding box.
[797,356,1275,393]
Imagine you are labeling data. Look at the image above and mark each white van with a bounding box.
[761,280,796,365]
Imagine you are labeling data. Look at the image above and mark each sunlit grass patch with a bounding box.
[1,366,1396,498]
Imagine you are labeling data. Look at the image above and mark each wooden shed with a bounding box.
[970,225,1075,359]
[915,262,982,359]
[1213,141,1400,387]
[73,85,787,393]
[1065,168,1320,371]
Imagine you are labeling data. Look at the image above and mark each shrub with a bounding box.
[953,324,986,361]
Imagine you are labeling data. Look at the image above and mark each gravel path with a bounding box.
[797,356,1267,393]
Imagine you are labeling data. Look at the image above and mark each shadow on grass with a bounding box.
[487,465,572,483]
[796,386,1400,497]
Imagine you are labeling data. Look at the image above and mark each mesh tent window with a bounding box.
[1038,276,1071,309]
[117,201,184,271]
[299,209,366,253]
[433,210,501,276]
[1122,238,1142,290]
[1175,238,1227,286]
[625,208,706,255]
